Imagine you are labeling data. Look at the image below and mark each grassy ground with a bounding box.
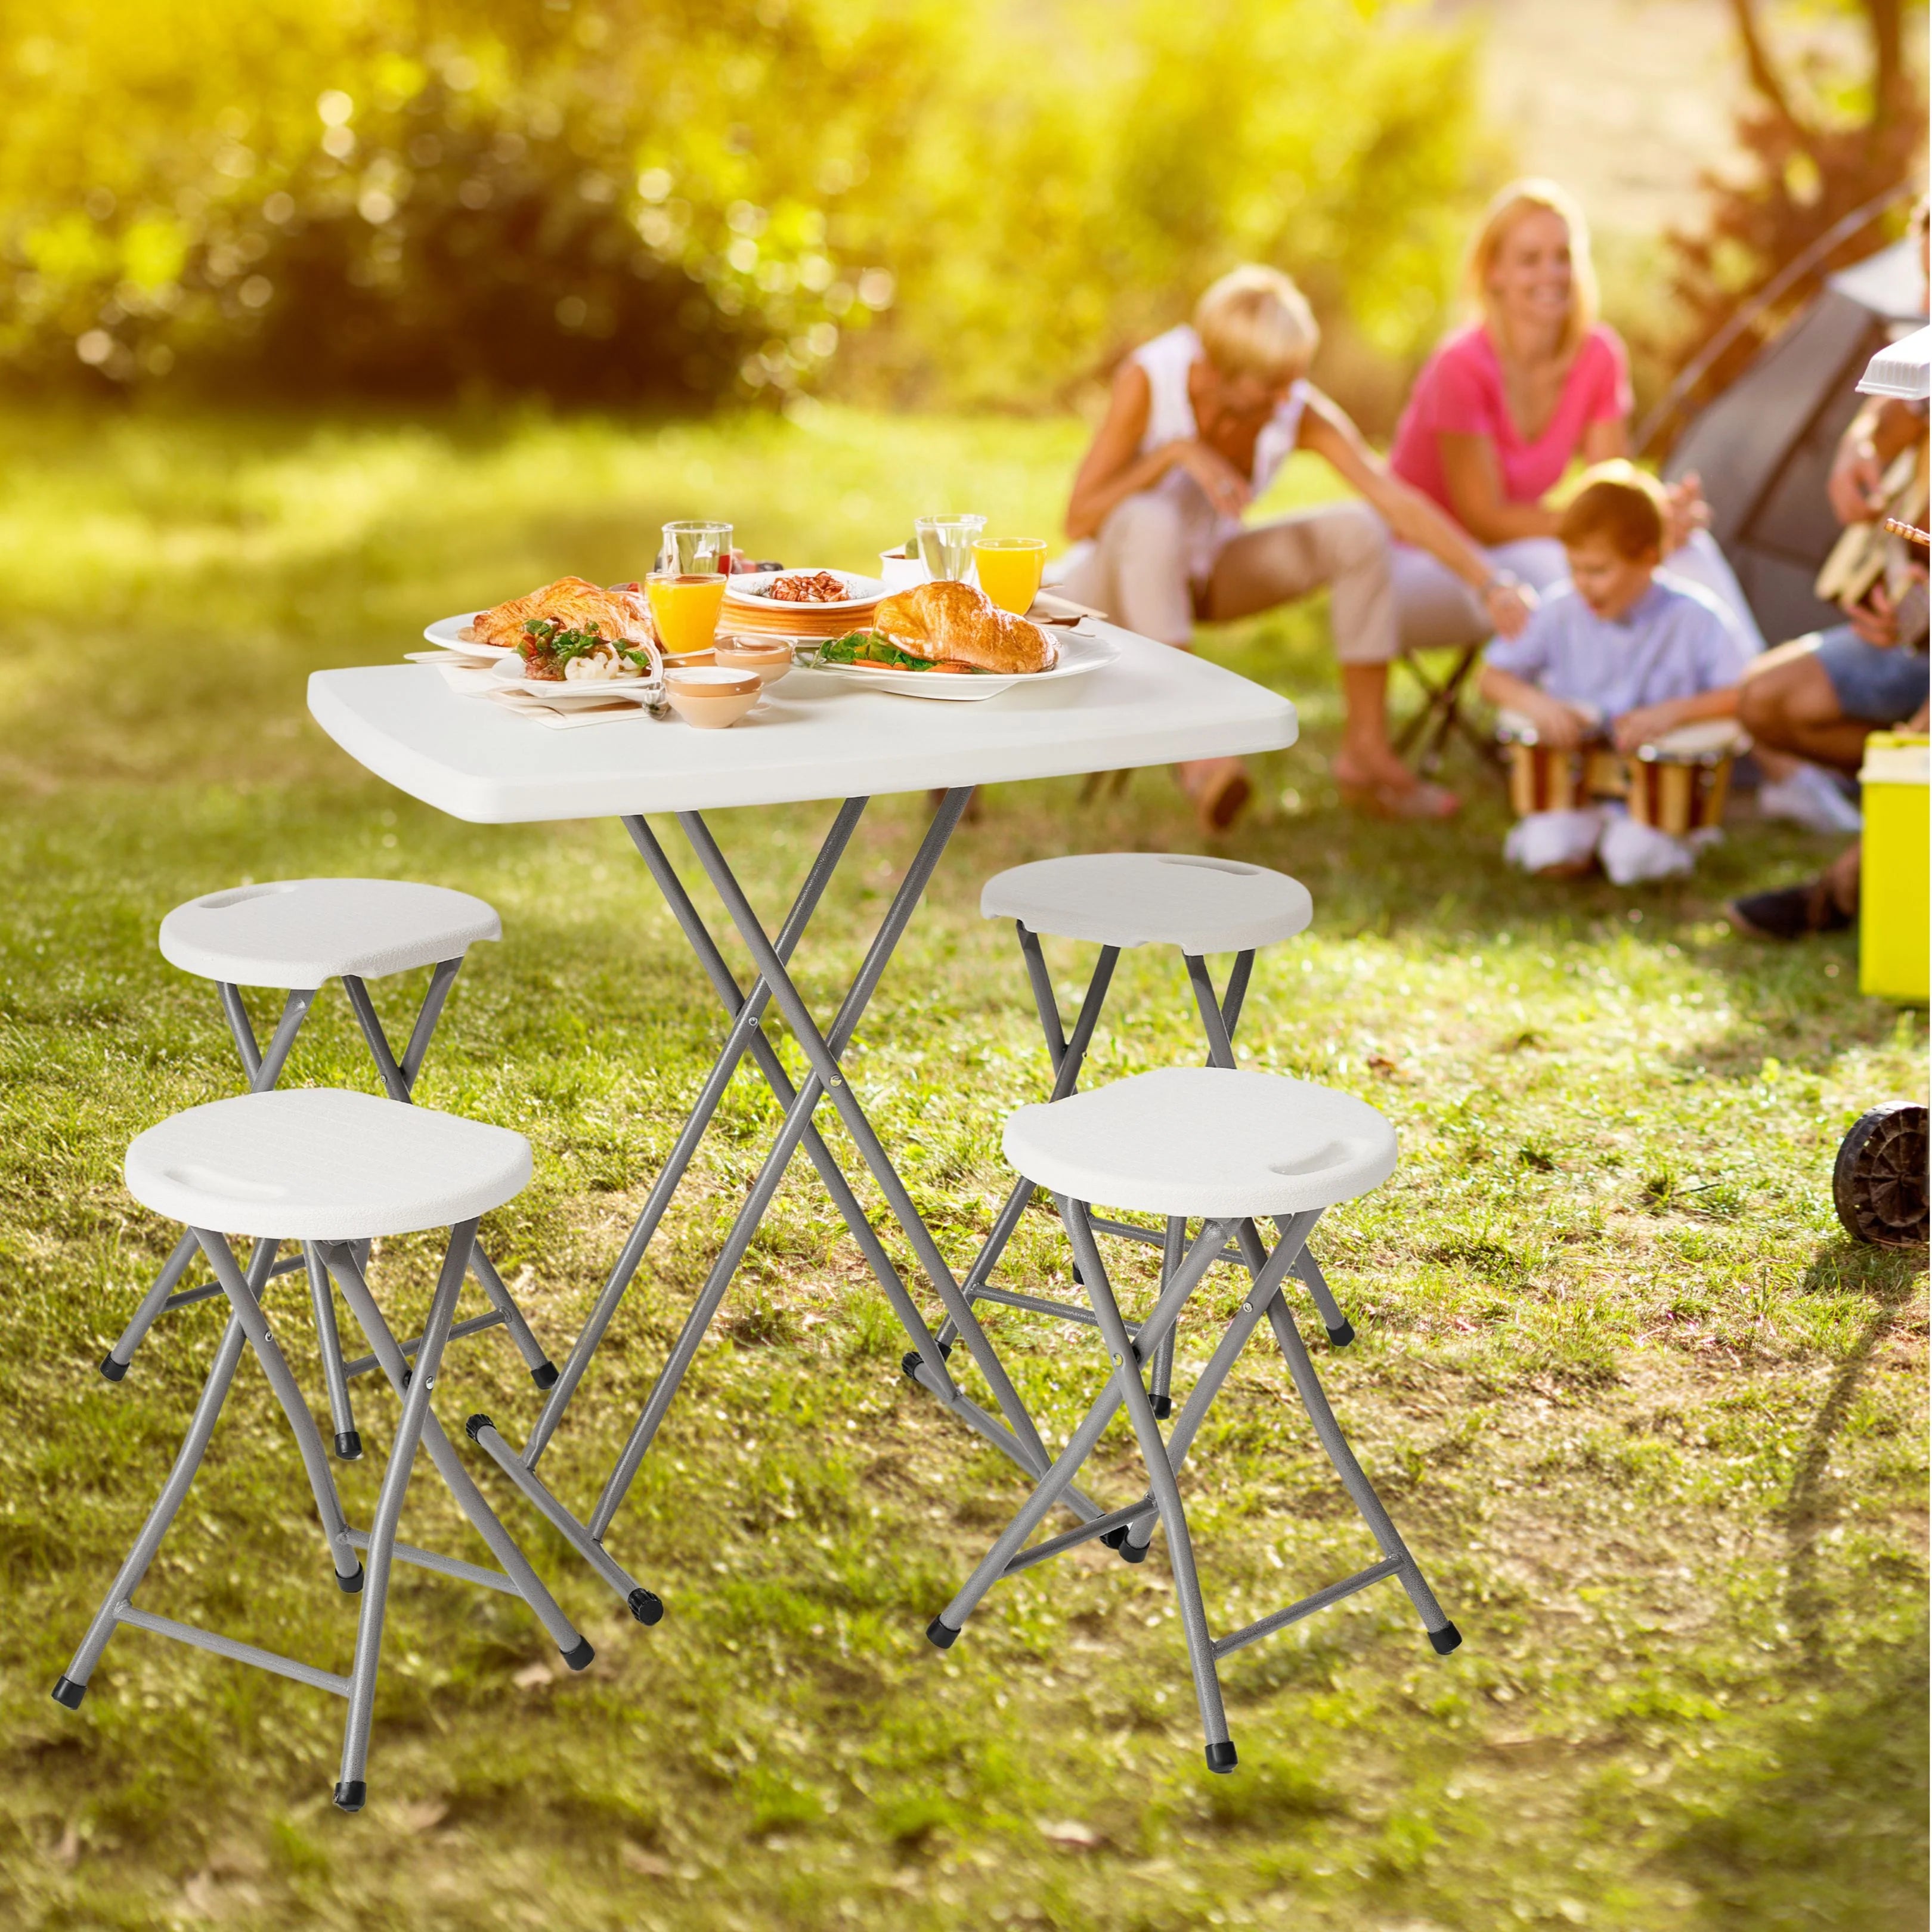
[0,404,1924,1931]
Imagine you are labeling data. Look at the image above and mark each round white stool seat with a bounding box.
[980,853,1311,953]
[125,1089,531,1241]
[1003,1066,1396,1219]
[159,880,501,989]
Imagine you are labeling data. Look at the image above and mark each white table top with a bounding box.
[307,626,1298,823]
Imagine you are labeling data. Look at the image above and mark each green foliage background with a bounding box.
[0,0,1490,413]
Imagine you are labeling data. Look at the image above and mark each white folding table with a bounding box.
[307,628,1297,1619]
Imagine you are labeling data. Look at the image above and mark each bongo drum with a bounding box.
[1624,721,1747,837]
[1497,707,1615,816]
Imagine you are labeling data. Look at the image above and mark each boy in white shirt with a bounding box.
[1479,463,1750,883]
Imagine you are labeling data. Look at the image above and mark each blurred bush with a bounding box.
[0,0,1491,416]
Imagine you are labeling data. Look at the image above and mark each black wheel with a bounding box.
[1833,1103,1929,1247]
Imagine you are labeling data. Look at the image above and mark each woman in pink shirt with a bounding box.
[1387,179,1761,655]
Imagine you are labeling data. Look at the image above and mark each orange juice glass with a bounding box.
[646,572,726,655]
[973,537,1047,615]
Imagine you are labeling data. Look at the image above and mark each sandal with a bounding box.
[1175,757,1252,834]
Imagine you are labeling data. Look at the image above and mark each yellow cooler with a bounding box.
[1859,733,1930,1001]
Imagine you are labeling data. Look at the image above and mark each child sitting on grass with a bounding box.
[1478,462,1750,883]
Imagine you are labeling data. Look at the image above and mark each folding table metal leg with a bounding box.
[486,794,1083,1621]
[674,801,1058,1475]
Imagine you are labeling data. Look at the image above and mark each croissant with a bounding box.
[872,580,1057,674]
[467,577,653,652]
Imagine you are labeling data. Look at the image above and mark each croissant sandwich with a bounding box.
[465,577,653,652]
[870,580,1057,674]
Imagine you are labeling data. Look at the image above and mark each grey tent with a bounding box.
[1664,239,1926,647]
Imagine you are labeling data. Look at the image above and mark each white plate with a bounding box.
[423,612,519,659]
[487,657,660,703]
[722,569,888,611]
[795,623,1117,702]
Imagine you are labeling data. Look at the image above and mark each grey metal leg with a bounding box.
[195,1231,362,1589]
[932,936,1120,1355]
[674,799,1058,1483]
[52,1237,280,1707]
[334,1221,476,1810]
[1061,1201,1233,1771]
[341,963,556,1389]
[1261,1292,1457,1649]
[101,988,318,1380]
[1148,1217,1185,1420]
[305,1242,361,1459]
[318,1241,601,1655]
[523,797,872,1467]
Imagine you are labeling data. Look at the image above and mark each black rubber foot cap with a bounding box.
[560,1636,595,1671]
[1072,1265,1083,1286]
[1119,1540,1148,1564]
[900,1351,925,1382]
[530,1360,559,1390]
[51,1676,86,1710]
[1151,1394,1172,1420]
[627,1588,664,1626]
[338,1564,366,1594]
[926,1616,960,1651]
[1205,1740,1239,1774]
[98,1355,129,1383]
[465,1413,494,1444]
[1327,1321,1357,1348]
[333,1780,366,1814]
[1428,1621,1463,1655]
[936,1339,953,1361]
[334,1431,363,1460]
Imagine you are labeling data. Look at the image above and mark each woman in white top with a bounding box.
[1062,265,1531,827]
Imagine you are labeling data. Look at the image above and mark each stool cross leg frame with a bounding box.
[929,926,1355,1417]
[928,1202,1459,1772]
[101,961,558,1459]
[54,1218,595,1813]
[485,791,1105,1620]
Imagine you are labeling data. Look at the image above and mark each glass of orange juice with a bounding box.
[647,571,726,655]
[973,537,1048,615]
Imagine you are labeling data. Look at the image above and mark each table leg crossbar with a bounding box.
[930,927,1354,1416]
[927,1203,1459,1772]
[497,791,1108,1621]
[55,1221,593,1812]
[102,961,557,1464]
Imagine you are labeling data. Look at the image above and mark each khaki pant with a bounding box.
[1062,493,1400,662]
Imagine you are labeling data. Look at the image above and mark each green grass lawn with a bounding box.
[0,404,1924,1931]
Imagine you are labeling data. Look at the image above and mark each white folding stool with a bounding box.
[52,1088,640,1812]
[104,880,556,1462]
[925,854,1354,1425]
[927,1066,1460,1773]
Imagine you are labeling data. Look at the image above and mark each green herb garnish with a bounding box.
[816,630,946,671]
[520,617,654,676]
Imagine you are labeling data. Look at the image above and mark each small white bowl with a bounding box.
[665,665,763,729]
[712,636,795,685]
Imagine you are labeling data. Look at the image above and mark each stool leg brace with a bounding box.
[101,961,557,1454]
[930,927,1354,1409]
[55,1219,595,1812]
[927,1205,1458,1773]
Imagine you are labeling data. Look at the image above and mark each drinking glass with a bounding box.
[915,514,987,584]
[662,521,733,575]
[646,571,726,655]
[972,537,1047,614]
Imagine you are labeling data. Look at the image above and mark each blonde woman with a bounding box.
[1061,265,1531,827]
[1387,178,1762,654]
